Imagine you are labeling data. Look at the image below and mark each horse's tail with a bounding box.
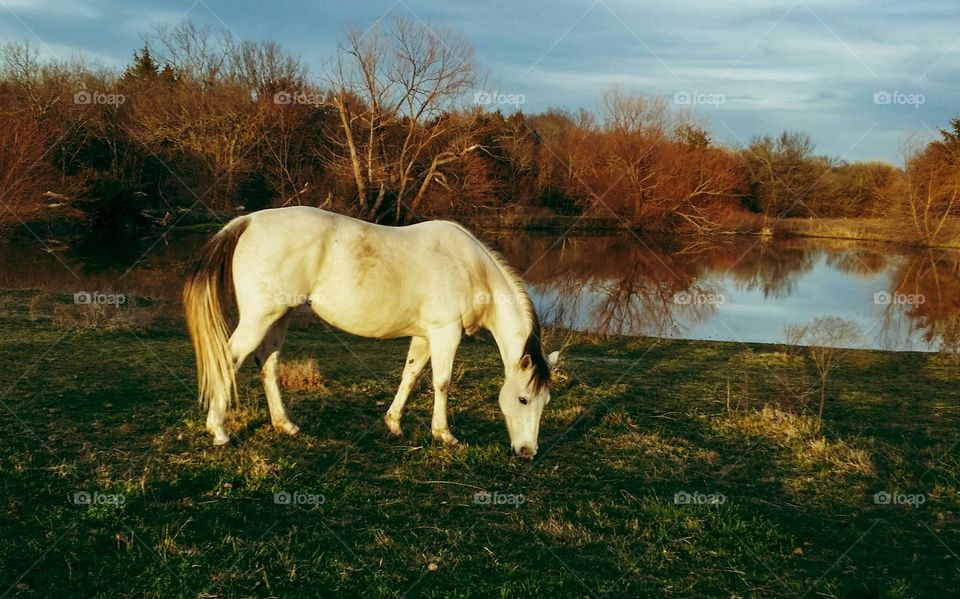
[183,216,251,409]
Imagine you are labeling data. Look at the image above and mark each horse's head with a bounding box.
[498,349,560,459]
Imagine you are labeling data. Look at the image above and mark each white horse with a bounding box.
[184,206,558,458]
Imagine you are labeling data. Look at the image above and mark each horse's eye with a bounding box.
[519,397,529,405]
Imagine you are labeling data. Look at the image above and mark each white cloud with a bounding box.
[0,0,100,19]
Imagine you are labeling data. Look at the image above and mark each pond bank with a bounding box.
[467,212,960,249]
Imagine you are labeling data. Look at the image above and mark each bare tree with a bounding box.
[598,85,670,215]
[226,39,306,98]
[0,41,59,117]
[0,111,52,232]
[325,16,478,219]
[741,131,828,217]
[128,23,269,209]
[576,86,741,231]
[0,40,123,192]
[223,38,327,204]
[153,21,227,85]
[783,316,862,426]
[899,130,960,245]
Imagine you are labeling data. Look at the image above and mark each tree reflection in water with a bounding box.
[493,234,960,352]
[886,249,960,352]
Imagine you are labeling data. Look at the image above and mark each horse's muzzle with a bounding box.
[513,445,537,460]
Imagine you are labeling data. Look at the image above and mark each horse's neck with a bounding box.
[485,294,531,371]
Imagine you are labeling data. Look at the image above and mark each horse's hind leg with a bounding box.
[206,309,283,445]
[207,392,232,446]
[256,311,299,436]
[384,336,430,438]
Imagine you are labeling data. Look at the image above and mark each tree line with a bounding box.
[1,18,958,243]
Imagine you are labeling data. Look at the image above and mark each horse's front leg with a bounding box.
[427,324,462,446]
[384,336,430,438]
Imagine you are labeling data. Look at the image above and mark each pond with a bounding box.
[2,226,958,352]
[497,234,960,352]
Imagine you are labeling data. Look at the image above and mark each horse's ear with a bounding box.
[519,353,532,370]
[547,351,560,370]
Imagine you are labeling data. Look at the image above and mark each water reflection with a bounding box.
[490,235,960,352]
[1,229,958,352]
[885,249,960,352]
[0,230,200,299]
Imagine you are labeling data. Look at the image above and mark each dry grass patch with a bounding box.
[717,406,819,442]
[715,407,874,477]
[602,428,720,478]
[628,431,720,467]
[536,514,597,544]
[48,299,176,331]
[278,358,325,390]
[731,350,803,369]
[546,405,586,423]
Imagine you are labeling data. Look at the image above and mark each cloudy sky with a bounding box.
[2,0,957,163]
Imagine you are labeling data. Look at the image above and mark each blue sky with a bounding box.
[2,0,958,163]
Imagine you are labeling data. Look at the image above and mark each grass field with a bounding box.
[1,291,959,598]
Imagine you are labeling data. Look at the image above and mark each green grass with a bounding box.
[1,292,959,597]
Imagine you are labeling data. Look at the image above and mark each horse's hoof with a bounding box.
[275,421,300,436]
[386,429,404,440]
[433,431,459,446]
[208,422,230,446]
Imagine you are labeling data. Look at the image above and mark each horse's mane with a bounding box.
[444,221,551,392]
